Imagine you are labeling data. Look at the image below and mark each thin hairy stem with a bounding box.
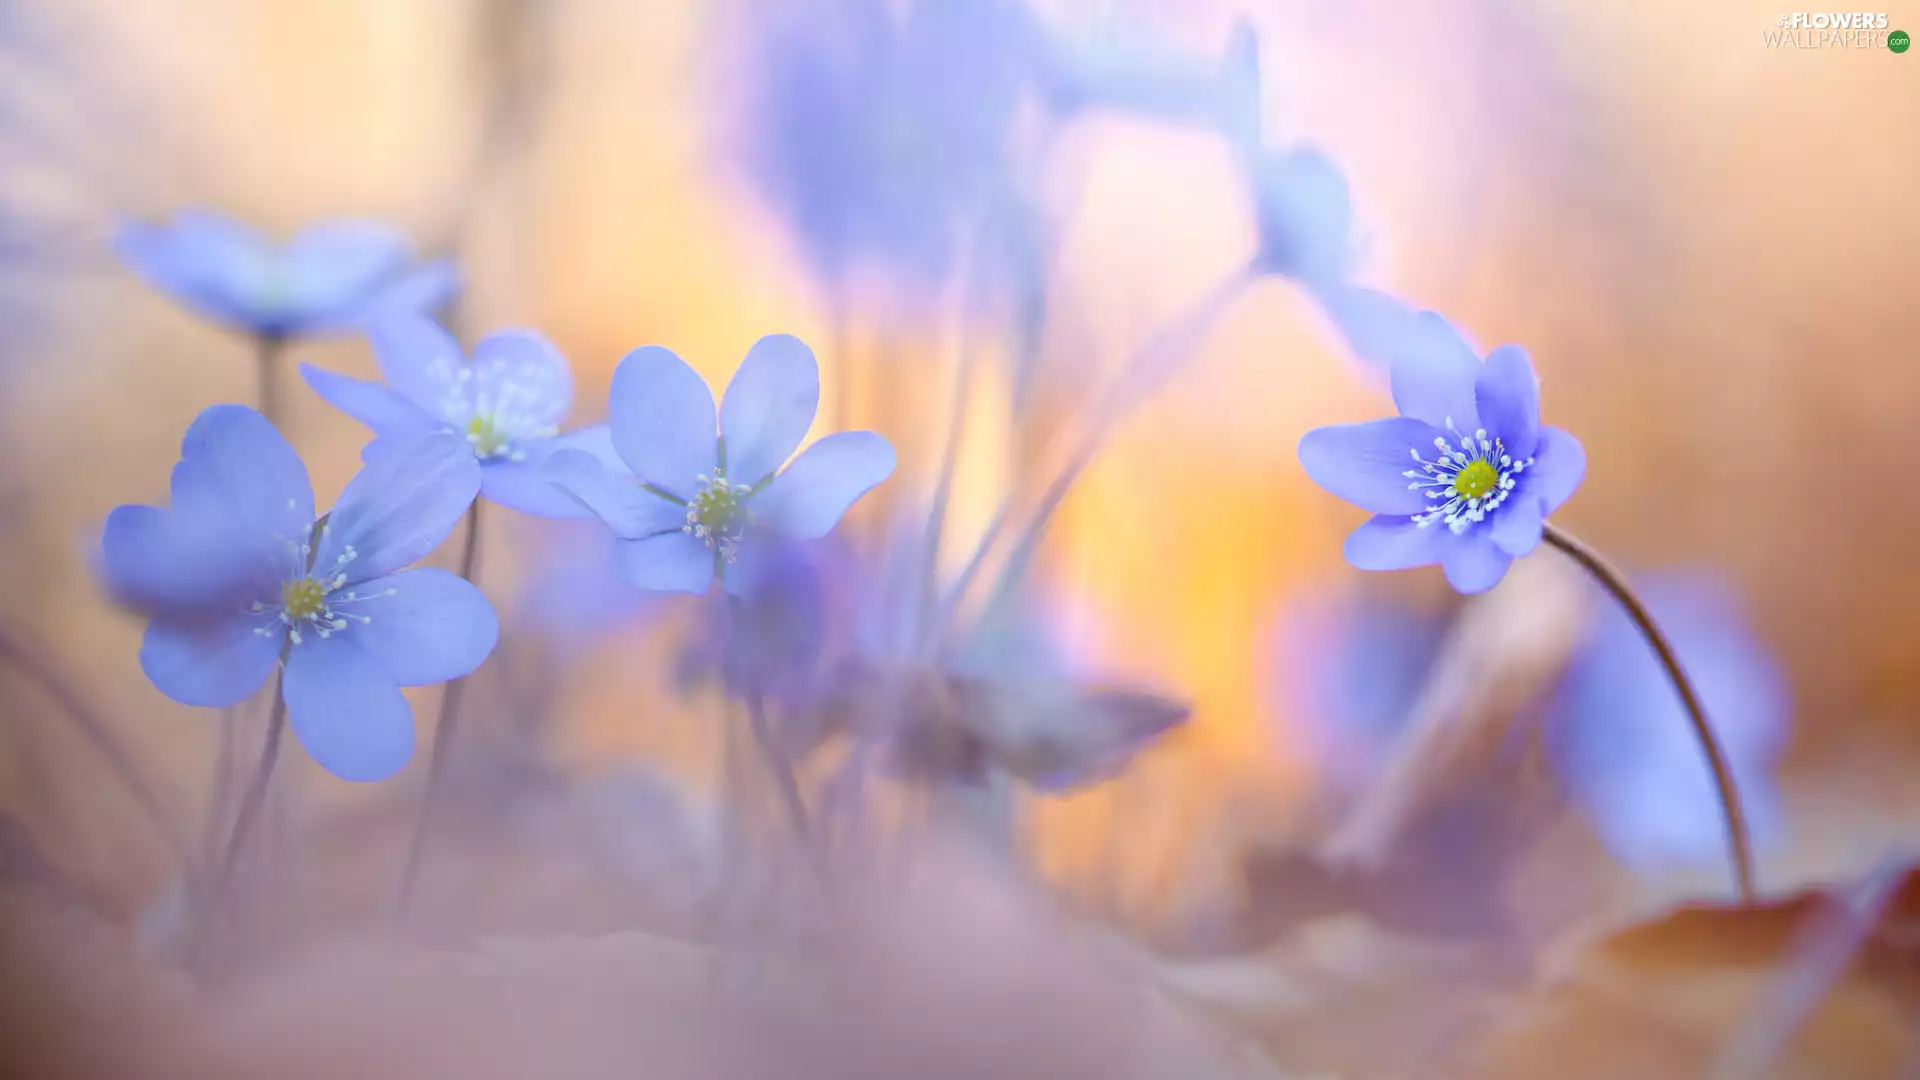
[396,501,485,916]
[204,703,240,868]
[218,671,285,890]
[746,690,812,846]
[0,624,196,875]
[255,335,284,426]
[1542,522,1757,902]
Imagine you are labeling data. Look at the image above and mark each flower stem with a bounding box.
[396,500,484,917]
[1541,522,1757,902]
[255,334,285,426]
[746,689,813,846]
[218,670,285,891]
[915,323,982,650]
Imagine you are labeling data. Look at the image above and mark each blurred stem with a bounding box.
[932,264,1256,639]
[724,597,814,853]
[0,624,196,878]
[828,278,852,434]
[396,501,485,917]
[1542,523,1757,903]
[218,669,285,892]
[205,703,239,868]
[255,335,284,427]
[915,320,982,652]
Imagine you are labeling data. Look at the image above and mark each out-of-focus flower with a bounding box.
[674,536,829,707]
[301,314,617,517]
[543,334,895,596]
[1041,12,1260,130]
[515,518,665,656]
[115,211,457,338]
[728,0,1048,294]
[1547,572,1790,871]
[1298,317,1585,593]
[98,406,494,781]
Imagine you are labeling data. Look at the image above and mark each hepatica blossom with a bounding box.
[544,334,895,595]
[99,405,497,781]
[301,314,613,517]
[116,211,457,338]
[1299,315,1586,594]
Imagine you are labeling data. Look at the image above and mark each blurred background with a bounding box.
[1,0,1918,956]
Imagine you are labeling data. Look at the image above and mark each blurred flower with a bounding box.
[115,211,457,338]
[674,536,829,707]
[1547,572,1791,871]
[1247,145,1361,289]
[1298,317,1585,593]
[729,0,1048,295]
[300,313,618,517]
[98,407,494,781]
[515,517,665,656]
[544,334,895,595]
[1041,13,1260,130]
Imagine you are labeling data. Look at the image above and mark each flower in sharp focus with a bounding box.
[301,314,617,517]
[543,333,896,595]
[98,406,496,781]
[115,211,458,338]
[1298,315,1586,594]
[1547,572,1790,872]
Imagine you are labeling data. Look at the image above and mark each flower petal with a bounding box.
[278,221,410,330]
[471,329,573,432]
[614,531,715,594]
[316,432,482,583]
[1526,427,1586,515]
[1489,495,1545,557]
[116,212,272,330]
[754,431,896,540]
[1388,312,1482,431]
[542,448,686,537]
[140,614,280,708]
[1298,418,1444,516]
[368,313,465,415]
[1474,345,1540,458]
[607,346,718,497]
[339,568,498,686]
[169,405,314,549]
[100,504,273,614]
[351,259,460,327]
[281,632,414,782]
[719,334,820,484]
[300,363,442,440]
[1342,515,1446,572]
[1439,532,1513,594]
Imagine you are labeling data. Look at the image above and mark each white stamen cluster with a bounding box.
[248,522,396,646]
[1402,418,1532,534]
[684,471,751,564]
[427,352,562,462]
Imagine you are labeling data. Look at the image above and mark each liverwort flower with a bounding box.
[1547,572,1790,872]
[300,314,616,517]
[115,211,458,339]
[543,334,896,595]
[98,405,496,781]
[1298,314,1586,594]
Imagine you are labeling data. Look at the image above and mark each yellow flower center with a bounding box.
[465,414,509,458]
[1452,458,1499,501]
[281,577,327,620]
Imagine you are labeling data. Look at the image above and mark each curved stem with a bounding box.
[0,624,196,876]
[396,501,484,916]
[915,321,981,650]
[255,335,285,427]
[746,690,812,846]
[1542,522,1757,902]
[218,672,285,890]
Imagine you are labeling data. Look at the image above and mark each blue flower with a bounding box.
[116,211,458,338]
[98,406,496,781]
[1298,317,1586,594]
[300,314,618,517]
[543,334,896,595]
[1547,572,1790,872]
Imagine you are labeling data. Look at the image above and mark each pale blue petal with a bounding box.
[316,432,481,583]
[614,530,714,594]
[281,632,414,782]
[279,221,409,329]
[169,405,314,549]
[353,259,460,324]
[1388,313,1482,431]
[116,212,273,329]
[1342,515,1445,572]
[1489,495,1544,557]
[100,504,274,614]
[481,459,592,518]
[607,346,717,498]
[368,313,465,414]
[471,329,573,431]
[1309,283,1419,373]
[542,448,686,537]
[299,363,442,440]
[1439,532,1513,594]
[755,431,896,540]
[140,614,281,708]
[719,334,820,484]
[1474,345,1540,458]
[1527,427,1586,516]
[1298,418,1444,516]
[340,568,498,686]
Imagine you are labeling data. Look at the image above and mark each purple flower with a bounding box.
[116,211,457,338]
[300,314,617,517]
[1548,572,1790,871]
[98,406,496,781]
[1298,316,1586,594]
[543,334,896,595]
